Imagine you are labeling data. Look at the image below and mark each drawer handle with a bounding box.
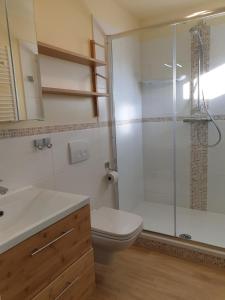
[54,276,80,300]
[31,228,75,256]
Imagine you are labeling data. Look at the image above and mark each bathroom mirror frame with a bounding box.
[0,0,44,122]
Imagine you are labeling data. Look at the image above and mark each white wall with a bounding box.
[207,20,225,214]
[142,122,174,205]
[0,127,114,209]
[0,0,139,211]
[208,121,225,214]
[141,26,191,119]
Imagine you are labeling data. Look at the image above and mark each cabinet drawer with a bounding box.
[0,205,92,300]
[33,249,95,300]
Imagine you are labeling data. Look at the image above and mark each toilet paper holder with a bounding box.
[105,161,116,172]
[105,162,119,184]
[105,161,111,171]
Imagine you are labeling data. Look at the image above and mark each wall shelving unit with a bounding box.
[38,41,109,117]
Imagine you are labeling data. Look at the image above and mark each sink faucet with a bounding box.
[0,180,8,195]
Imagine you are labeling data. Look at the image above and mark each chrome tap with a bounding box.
[0,180,8,195]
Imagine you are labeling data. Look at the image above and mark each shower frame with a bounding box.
[106,8,225,241]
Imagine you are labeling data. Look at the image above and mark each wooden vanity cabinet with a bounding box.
[0,205,95,300]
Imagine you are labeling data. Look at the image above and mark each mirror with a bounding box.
[0,0,43,122]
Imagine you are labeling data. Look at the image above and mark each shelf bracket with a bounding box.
[90,40,98,117]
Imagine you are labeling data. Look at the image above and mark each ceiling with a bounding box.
[115,0,225,23]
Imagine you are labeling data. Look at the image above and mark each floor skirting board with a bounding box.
[135,232,225,268]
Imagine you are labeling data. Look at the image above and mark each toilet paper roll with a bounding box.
[107,171,119,184]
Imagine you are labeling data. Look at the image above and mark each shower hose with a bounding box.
[197,91,222,147]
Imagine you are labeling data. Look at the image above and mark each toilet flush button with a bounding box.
[68,140,89,164]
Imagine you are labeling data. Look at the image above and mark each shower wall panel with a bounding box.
[112,35,144,211]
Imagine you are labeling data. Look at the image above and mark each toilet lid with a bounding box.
[91,207,143,239]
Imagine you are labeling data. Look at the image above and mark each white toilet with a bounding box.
[91,207,143,264]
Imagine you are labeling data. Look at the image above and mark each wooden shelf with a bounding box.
[42,87,109,98]
[38,42,106,67]
[38,36,109,117]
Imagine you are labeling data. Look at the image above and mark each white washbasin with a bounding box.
[0,186,89,254]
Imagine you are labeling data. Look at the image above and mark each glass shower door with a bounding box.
[175,15,225,247]
[111,25,176,236]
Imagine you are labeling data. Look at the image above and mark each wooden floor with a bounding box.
[89,246,225,300]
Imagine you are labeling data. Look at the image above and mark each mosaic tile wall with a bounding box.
[190,21,210,114]
[135,235,225,269]
[0,121,110,139]
[191,122,208,210]
[1,115,225,139]
[190,21,210,211]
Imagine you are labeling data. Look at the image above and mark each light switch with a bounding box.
[68,140,89,164]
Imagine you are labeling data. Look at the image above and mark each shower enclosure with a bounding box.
[109,13,225,248]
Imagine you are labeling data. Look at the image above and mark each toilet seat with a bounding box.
[91,207,143,241]
[92,226,142,241]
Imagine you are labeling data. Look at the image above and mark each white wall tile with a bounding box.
[141,83,173,118]
[208,121,225,214]
[0,127,114,210]
[0,134,54,191]
[142,122,173,205]
[116,122,144,211]
[112,36,143,121]
[51,127,114,209]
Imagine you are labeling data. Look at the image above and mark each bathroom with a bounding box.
[1,0,225,299]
